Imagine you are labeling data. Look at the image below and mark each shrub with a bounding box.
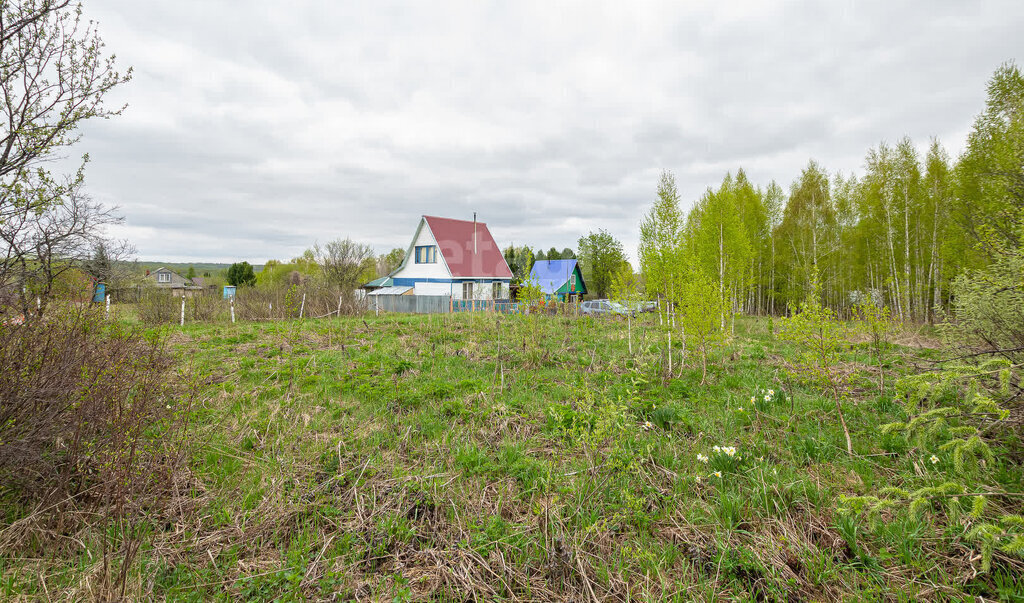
[0,307,192,596]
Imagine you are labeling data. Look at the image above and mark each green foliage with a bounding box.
[226,261,257,287]
[779,273,849,392]
[679,270,724,381]
[952,61,1024,262]
[577,229,628,299]
[854,299,896,393]
[639,170,685,302]
[502,245,535,282]
[851,356,1021,573]
[517,275,545,307]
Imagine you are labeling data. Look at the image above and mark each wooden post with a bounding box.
[230,298,236,324]
[299,293,306,319]
[105,294,110,319]
[180,297,185,327]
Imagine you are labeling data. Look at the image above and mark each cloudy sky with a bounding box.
[73,0,1022,264]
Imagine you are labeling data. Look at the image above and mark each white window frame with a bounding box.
[157,272,171,283]
[463,282,474,300]
[492,282,502,299]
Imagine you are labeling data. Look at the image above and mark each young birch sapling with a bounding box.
[780,272,855,454]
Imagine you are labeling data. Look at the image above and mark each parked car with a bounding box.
[624,301,658,313]
[581,299,632,316]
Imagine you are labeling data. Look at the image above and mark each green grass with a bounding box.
[2,311,1021,601]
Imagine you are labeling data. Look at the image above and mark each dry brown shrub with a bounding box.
[0,307,194,599]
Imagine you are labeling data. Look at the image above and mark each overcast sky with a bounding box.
[73,0,1022,264]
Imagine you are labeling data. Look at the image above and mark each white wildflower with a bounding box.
[768,389,775,396]
[697,453,709,463]
[713,471,722,478]
[929,454,939,465]
[764,394,771,402]
[642,421,654,431]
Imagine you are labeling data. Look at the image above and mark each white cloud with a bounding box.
[70,0,1024,263]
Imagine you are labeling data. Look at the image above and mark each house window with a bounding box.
[570,273,576,291]
[415,245,437,264]
[157,272,171,283]
[492,282,502,299]
[463,282,474,300]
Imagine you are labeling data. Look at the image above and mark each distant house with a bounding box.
[528,259,587,301]
[374,215,513,299]
[145,267,203,297]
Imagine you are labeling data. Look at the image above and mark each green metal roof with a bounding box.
[363,276,393,288]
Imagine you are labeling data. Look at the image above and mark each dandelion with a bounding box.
[697,453,709,463]
[929,454,939,465]
[714,471,722,478]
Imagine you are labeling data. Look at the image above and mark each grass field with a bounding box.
[3,311,1023,601]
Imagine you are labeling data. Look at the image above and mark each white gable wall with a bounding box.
[390,220,451,281]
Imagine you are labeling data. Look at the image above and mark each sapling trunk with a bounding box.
[835,393,853,455]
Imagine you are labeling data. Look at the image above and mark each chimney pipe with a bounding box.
[473,212,477,254]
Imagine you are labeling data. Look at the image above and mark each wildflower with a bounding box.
[768,389,775,396]
[695,476,702,483]
[764,394,771,402]
[165,404,171,410]
[757,456,765,462]
[929,454,939,465]
[642,421,654,431]
[713,445,722,453]
[714,471,722,478]
[749,396,755,404]
[737,406,744,412]
[697,453,709,463]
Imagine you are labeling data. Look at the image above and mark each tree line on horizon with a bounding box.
[636,62,1023,326]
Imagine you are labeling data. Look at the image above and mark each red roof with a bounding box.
[424,215,513,278]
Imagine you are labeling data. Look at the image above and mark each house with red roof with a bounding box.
[385,215,513,300]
